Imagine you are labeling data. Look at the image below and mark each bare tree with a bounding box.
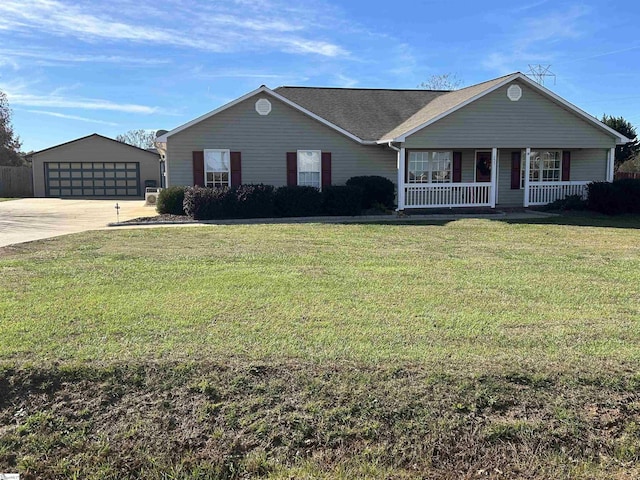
[0,90,23,166]
[116,129,157,149]
[417,73,463,91]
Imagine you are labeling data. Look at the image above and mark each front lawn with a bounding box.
[1,217,639,478]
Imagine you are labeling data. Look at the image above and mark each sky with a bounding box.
[1,0,639,152]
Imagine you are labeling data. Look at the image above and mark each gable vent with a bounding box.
[255,98,272,115]
[507,85,522,101]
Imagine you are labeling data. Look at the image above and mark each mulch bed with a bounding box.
[120,214,194,224]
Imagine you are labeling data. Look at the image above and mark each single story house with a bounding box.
[30,134,161,198]
[156,72,630,209]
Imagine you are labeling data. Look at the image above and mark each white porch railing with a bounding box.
[405,183,492,208]
[527,181,589,206]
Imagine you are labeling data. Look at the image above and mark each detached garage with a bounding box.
[31,134,161,198]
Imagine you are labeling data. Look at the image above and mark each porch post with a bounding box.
[608,147,615,182]
[490,147,498,208]
[524,147,531,207]
[397,146,406,210]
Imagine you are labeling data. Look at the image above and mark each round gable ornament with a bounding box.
[255,98,272,115]
[507,85,522,101]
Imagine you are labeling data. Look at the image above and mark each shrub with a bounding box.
[273,186,323,217]
[616,179,640,213]
[183,186,230,220]
[183,184,276,220]
[346,176,395,209]
[157,186,187,215]
[231,184,275,219]
[541,194,586,212]
[322,185,363,216]
[587,179,640,215]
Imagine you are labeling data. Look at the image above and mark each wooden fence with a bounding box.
[615,172,640,180]
[0,166,33,197]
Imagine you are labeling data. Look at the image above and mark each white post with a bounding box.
[608,147,615,182]
[397,146,406,210]
[524,147,531,207]
[490,147,498,208]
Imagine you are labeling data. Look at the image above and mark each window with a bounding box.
[297,150,321,188]
[407,151,452,183]
[521,150,561,187]
[204,149,230,187]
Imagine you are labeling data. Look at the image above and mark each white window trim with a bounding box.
[407,150,453,184]
[520,149,562,188]
[204,149,231,188]
[297,150,322,190]
[474,150,493,183]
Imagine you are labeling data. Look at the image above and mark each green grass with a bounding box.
[1,215,640,478]
[0,197,17,202]
[1,216,639,372]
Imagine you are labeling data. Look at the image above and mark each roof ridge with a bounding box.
[275,73,520,94]
[29,133,160,157]
[451,72,520,93]
[275,86,451,92]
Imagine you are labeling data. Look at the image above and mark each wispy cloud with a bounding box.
[512,0,552,13]
[0,0,348,57]
[0,48,169,67]
[482,5,591,74]
[1,82,159,114]
[25,110,120,126]
[523,5,588,44]
[10,93,159,114]
[561,44,640,65]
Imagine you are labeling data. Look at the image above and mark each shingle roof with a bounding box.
[274,86,448,142]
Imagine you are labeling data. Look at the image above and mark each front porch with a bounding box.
[397,147,615,209]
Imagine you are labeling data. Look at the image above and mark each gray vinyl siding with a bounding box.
[570,149,607,181]
[404,81,616,149]
[166,95,396,188]
[460,150,475,183]
[497,151,523,206]
[32,136,160,197]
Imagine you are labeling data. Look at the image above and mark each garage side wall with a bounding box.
[166,95,396,188]
[32,136,160,197]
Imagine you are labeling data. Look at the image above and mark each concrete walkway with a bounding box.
[0,198,154,247]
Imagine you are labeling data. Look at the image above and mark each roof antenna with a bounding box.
[526,65,556,87]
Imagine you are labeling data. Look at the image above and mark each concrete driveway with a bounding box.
[0,198,155,247]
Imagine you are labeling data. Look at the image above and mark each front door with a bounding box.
[475,151,492,183]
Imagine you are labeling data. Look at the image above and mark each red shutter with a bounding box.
[286,152,297,186]
[452,151,462,183]
[192,151,204,186]
[405,151,409,183]
[511,151,521,189]
[562,151,571,181]
[230,151,242,186]
[321,152,331,188]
